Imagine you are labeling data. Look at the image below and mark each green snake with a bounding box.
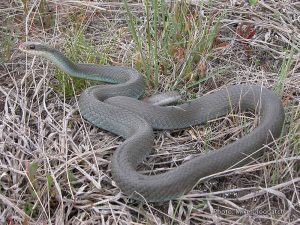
[19,42,285,202]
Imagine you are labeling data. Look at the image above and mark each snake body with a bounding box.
[19,42,285,202]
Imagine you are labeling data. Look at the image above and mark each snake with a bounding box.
[19,42,285,202]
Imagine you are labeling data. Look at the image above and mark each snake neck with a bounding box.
[43,48,84,78]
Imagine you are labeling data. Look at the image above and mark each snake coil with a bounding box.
[19,42,285,202]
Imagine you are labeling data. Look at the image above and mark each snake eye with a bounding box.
[29,44,35,50]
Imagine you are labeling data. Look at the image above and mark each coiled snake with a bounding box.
[19,42,285,202]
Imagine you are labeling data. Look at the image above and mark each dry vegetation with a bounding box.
[0,0,300,224]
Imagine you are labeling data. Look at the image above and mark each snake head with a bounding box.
[19,42,53,56]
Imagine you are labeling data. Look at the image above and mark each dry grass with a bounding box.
[0,0,300,224]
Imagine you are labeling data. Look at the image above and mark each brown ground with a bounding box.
[0,1,299,224]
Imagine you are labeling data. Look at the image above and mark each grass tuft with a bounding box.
[0,21,14,63]
[124,0,225,89]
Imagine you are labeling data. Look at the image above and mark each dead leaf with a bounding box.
[235,23,256,59]
[197,61,207,77]
[173,47,186,62]
[214,37,230,49]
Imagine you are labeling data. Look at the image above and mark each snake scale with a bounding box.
[19,42,285,202]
